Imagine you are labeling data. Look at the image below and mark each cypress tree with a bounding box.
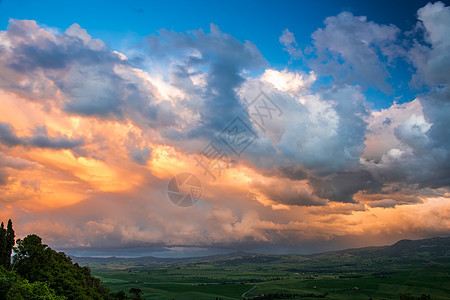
[0,222,7,268]
[6,219,15,268]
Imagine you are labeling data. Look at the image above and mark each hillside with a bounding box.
[72,236,450,269]
[72,237,450,299]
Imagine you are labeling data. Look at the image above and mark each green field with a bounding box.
[74,237,450,299]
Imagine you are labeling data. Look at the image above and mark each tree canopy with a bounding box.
[0,220,125,299]
[0,219,14,268]
[13,234,110,299]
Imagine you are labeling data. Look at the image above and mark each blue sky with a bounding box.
[1,1,450,255]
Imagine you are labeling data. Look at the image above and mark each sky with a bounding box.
[0,0,450,257]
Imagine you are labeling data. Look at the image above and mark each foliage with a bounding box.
[0,267,64,299]
[399,293,431,300]
[0,219,15,269]
[0,220,124,299]
[109,290,127,299]
[0,223,6,267]
[13,234,111,299]
[6,220,15,268]
[128,287,143,298]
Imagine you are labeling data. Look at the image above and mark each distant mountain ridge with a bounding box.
[70,250,255,268]
[308,236,450,258]
[71,236,450,267]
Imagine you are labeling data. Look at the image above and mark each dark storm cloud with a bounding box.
[29,134,84,149]
[362,191,425,208]
[367,200,402,208]
[0,122,84,150]
[278,165,308,180]
[251,179,327,206]
[413,90,450,188]
[59,69,126,118]
[129,147,152,165]
[0,122,22,146]
[311,170,382,203]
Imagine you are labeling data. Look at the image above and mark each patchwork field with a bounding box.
[74,237,450,299]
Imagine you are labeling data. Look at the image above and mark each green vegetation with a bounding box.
[1,219,449,299]
[0,220,125,299]
[74,237,450,300]
[12,234,111,299]
[0,268,64,299]
[0,219,15,269]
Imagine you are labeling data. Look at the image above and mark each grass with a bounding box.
[88,262,450,299]
[74,237,450,299]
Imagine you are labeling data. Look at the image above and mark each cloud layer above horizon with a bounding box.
[0,2,450,251]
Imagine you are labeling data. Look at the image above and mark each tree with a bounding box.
[0,223,7,268]
[6,219,15,268]
[129,287,143,299]
[7,279,64,300]
[13,234,48,281]
[0,219,15,269]
[13,234,110,299]
[110,290,127,299]
[0,267,64,300]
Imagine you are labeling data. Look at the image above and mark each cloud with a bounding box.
[363,99,424,161]
[310,12,401,92]
[0,122,22,146]
[359,2,450,190]
[146,24,266,141]
[29,135,84,149]
[0,20,177,129]
[412,3,450,183]
[250,178,327,207]
[261,69,316,92]
[0,152,38,169]
[0,4,450,253]
[279,29,303,60]
[311,170,382,203]
[236,77,370,177]
[0,122,84,150]
[129,147,152,165]
[278,85,368,175]
[394,114,431,150]
[412,1,450,86]
[0,152,38,186]
[6,22,107,73]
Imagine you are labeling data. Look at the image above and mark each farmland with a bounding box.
[73,237,450,299]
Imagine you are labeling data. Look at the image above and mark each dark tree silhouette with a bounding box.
[0,222,7,268]
[5,219,14,268]
[129,287,143,299]
[13,234,110,299]
[0,219,15,269]
[0,221,114,299]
